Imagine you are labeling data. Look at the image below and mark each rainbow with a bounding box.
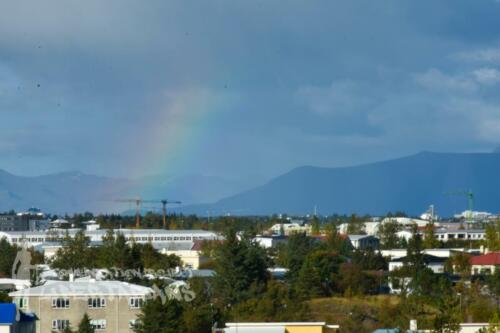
[126,87,225,182]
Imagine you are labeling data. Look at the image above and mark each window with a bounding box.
[17,297,28,309]
[88,297,106,308]
[129,297,143,309]
[90,319,107,330]
[52,297,70,309]
[52,320,70,331]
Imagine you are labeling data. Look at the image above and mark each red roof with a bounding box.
[470,252,500,266]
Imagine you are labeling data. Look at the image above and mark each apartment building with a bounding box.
[9,280,153,333]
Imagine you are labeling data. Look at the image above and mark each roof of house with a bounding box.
[470,252,500,266]
[9,280,153,297]
[348,234,378,241]
[391,254,447,264]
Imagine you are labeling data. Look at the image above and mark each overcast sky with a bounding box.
[2,0,500,180]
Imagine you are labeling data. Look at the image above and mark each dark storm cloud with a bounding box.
[1,0,500,178]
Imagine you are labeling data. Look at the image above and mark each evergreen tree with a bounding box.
[294,254,324,298]
[278,232,317,282]
[0,237,18,276]
[134,298,184,333]
[212,228,268,305]
[77,313,95,333]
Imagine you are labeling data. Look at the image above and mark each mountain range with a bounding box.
[176,151,500,217]
[1,151,500,216]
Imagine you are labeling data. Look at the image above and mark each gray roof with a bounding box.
[9,280,153,297]
[153,242,194,251]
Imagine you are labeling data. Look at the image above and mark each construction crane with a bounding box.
[142,199,181,229]
[114,197,143,228]
[445,190,474,223]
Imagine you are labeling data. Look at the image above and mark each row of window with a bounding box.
[436,233,485,240]
[10,235,207,243]
[52,319,107,331]
[126,236,195,241]
[49,297,143,309]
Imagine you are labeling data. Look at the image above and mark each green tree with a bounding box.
[77,313,95,333]
[134,298,184,333]
[51,230,92,270]
[324,223,352,256]
[444,253,471,277]
[377,222,402,249]
[431,290,461,333]
[231,280,309,322]
[212,229,268,305]
[485,220,500,251]
[351,248,387,271]
[487,268,500,299]
[423,222,440,249]
[182,277,214,333]
[0,237,18,277]
[346,214,365,234]
[278,232,317,282]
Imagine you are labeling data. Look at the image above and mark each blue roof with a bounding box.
[0,303,16,325]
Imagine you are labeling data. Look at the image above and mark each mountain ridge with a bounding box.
[176,151,500,216]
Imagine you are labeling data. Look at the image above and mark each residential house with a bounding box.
[348,235,380,250]
[388,254,447,274]
[470,252,500,275]
[9,280,153,333]
[158,240,210,269]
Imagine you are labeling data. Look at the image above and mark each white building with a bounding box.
[338,222,380,236]
[381,248,468,260]
[434,229,485,242]
[253,235,288,249]
[0,229,221,247]
[269,223,310,235]
[381,217,430,228]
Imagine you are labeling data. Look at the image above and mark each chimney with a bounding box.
[409,319,417,332]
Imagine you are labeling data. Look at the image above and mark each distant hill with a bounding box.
[178,152,500,216]
[2,151,500,216]
[0,170,254,214]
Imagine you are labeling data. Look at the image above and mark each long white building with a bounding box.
[0,229,221,247]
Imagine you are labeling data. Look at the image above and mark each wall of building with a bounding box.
[17,295,142,333]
